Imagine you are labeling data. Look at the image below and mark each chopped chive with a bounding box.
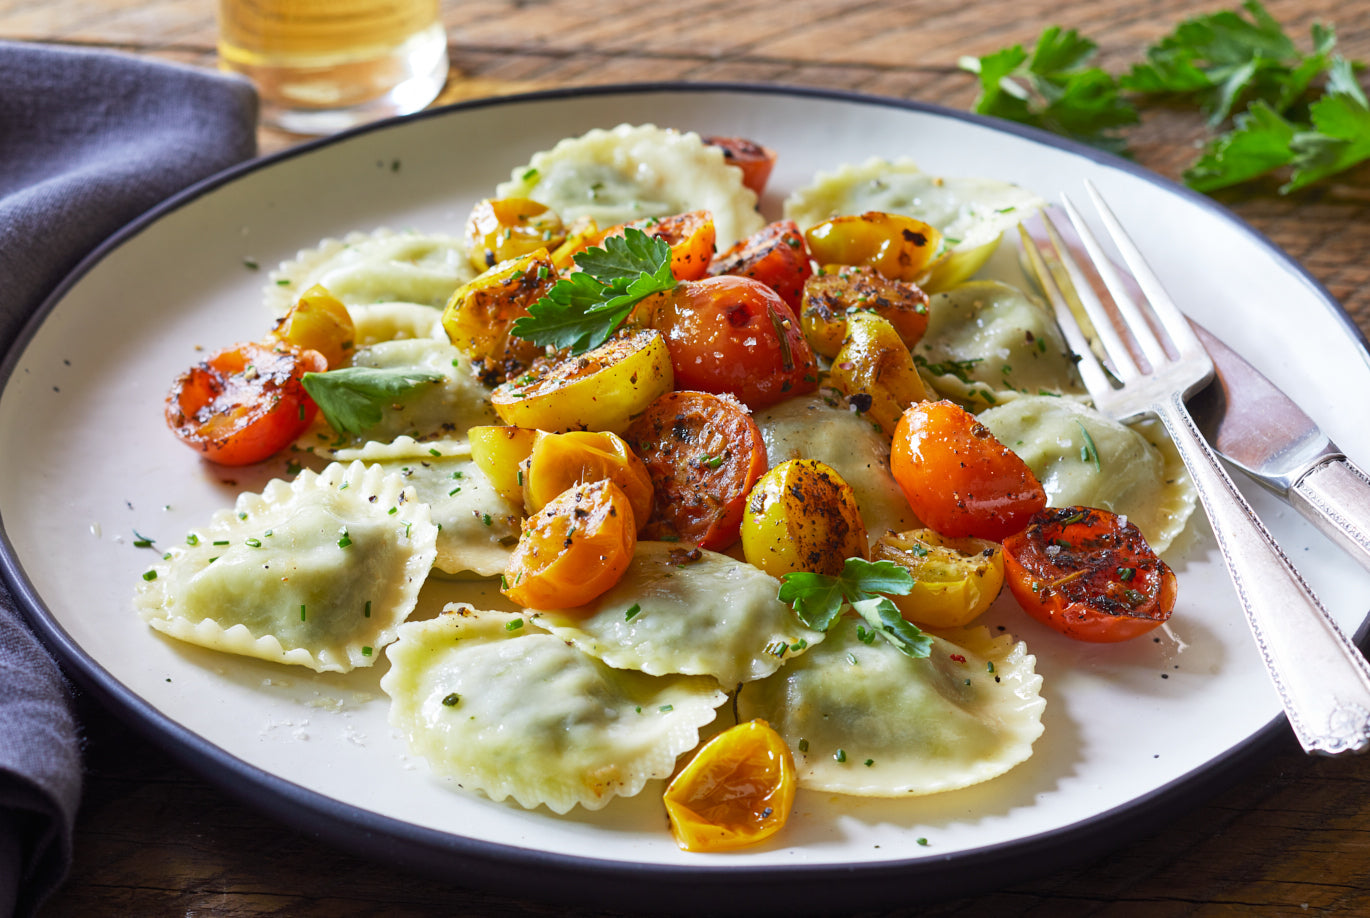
[505,619,524,632]
[337,530,353,548]
[300,604,307,621]
[625,603,641,621]
[364,601,372,618]
[797,738,809,752]
[245,538,262,548]
[659,704,673,713]
[834,749,847,763]
[361,646,373,656]
[186,534,199,546]
[1076,421,1102,471]
[141,570,157,581]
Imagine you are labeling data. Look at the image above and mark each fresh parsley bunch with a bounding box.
[510,228,677,354]
[959,1,1370,194]
[777,558,933,659]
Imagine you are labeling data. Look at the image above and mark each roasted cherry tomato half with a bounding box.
[166,341,327,466]
[490,328,673,433]
[709,220,813,310]
[468,424,539,504]
[521,430,655,530]
[805,212,943,283]
[1002,506,1177,642]
[463,197,566,271]
[597,210,716,281]
[501,479,637,610]
[871,529,1005,628]
[828,312,928,437]
[624,390,768,550]
[702,136,778,197]
[741,459,867,577]
[799,265,930,358]
[890,400,1046,541]
[664,719,796,852]
[268,284,355,369]
[443,249,557,385]
[641,275,818,411]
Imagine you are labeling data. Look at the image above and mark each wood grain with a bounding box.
[5,1,1370,914]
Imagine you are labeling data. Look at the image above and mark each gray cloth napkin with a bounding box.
[0,40,257,917]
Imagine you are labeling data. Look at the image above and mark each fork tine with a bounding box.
[1059,192,1171,373]
[1035,208,1143,386]
[1081,179,1209,362]
[1016,223,1115,399]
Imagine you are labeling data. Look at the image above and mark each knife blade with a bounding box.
[1188,322,1370,573]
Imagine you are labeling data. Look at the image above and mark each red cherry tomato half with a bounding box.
[1002,506,1178,642]
[890,400,1046,541]
[166,341,327,466]
[702,136,778,198]
[644,275,818,411]
[710,220,814,310]
[624,390,768,550]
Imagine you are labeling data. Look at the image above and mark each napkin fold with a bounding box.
[0,41,258,917]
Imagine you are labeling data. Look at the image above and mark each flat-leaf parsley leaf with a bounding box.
[777,558,932,658]
[511,228,677,354]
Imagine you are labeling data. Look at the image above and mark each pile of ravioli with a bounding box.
[135,125,1195,821]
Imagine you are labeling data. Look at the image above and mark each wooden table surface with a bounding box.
[5,0,1370,915]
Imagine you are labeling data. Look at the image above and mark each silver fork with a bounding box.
[1020,180,1370,756]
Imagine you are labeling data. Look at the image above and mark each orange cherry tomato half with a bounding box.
[709,220,814,310]
[521,430,655,531]
[1002,506,1178,642]
[597,210,716,281]
[501,479,637,610]
[644,275,819,410]
[702,136,778,198]
[664,719,796,852]
[165,341,327,466]
[890,400,1047,541]
[623,390,768,550]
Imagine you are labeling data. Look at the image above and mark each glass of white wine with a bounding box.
[217,0,449,135]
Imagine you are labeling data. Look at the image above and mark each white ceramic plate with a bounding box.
[5,85,1370,911]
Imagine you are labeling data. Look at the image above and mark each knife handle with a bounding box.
[1161,394,1370,756]
[1290,455,1370,575]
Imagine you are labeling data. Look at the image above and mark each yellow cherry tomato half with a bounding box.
[870,528,1006,628]
[442,250,556,385]
[740,459,867,577]
[463,197,566,272]
[804,212,943,283]
[798,265,930,359]
[490,328,673,434]
[664,719,796,853]
[502,479,636,610]
[521,430,654,530]
[267,284,356,369]
[828,312,928,437]
[468,425,540,504]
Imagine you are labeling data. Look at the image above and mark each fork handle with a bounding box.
[1159,392,1370,755]
[1290,455,1370,575]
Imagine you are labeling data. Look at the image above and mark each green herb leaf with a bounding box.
[301,367,443,435]
[959,26,1138,155]
[777,558,926,657]
[1285,57,1370,190]
[1119,1,1331,125]
[1183,100,1299,190]
[850,596,934,659]
[511,228,676,353]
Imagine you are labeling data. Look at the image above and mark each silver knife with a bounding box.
[1188,322,1370,573]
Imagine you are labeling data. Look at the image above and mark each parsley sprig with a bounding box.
[958,27,1139,156]
[510,228,677,354]
[777,558,932,658]
[959,2,1370,194]
[301,367,443,435]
